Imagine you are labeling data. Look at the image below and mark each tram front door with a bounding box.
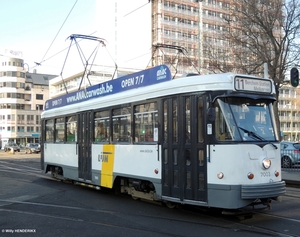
[77,111,92,181]
[162,95,207,203]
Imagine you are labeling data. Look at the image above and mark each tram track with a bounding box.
[1,195,299,237]
[1,159,300,236]
[0,159,44,178]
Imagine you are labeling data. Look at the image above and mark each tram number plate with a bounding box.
[261,172,271,177]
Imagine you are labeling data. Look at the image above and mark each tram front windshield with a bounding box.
[215,97,278,142]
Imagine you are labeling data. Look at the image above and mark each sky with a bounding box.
[0,0,151,76]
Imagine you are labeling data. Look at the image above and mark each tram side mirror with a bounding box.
[207,108,216,121]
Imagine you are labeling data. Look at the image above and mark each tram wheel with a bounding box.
[165,201,176,209]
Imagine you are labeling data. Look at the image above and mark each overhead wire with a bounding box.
[123,1,150,17]
[38,0,78,66]
[31,1,151,73]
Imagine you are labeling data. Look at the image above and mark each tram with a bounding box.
[41,64,285,210]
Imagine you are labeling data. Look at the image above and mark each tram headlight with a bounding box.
[217,172,224,179]
[262,158,271,169]
[274,170,280,177]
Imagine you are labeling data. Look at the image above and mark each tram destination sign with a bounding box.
[234,76,272,93]
[45,65,172,110]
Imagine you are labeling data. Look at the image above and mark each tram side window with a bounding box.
[112,107,131,142]
[185,97,190,143]
[55,117,65,142]
[134,102,158,142]
[94,110,110,142]
[163,100,168,142]
[173,99,178,143]
[198,96,204,142]
[66,116,77,142]
[45,119,54,142]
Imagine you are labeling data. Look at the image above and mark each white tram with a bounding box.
[41,65,285,209]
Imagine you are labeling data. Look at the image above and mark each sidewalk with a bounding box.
[282,171,300,186]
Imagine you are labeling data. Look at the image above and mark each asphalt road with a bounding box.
[1,152,300,237]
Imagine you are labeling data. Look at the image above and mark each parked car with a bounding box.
[280,141,300,168]
[4,143,20,152]
[25,143,40,154]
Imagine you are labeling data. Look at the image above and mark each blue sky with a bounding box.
[0,0,100,75]
[0,0,151,76]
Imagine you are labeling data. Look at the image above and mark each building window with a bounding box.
[36,94,44,100]
[27,115,34,124]
[27,126,34,132]
[17,115,25,124]
[17,126,25,132]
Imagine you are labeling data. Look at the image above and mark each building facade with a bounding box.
[278,85,300,141]
[0,55,57,148]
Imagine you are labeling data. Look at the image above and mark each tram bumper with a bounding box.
[208,181,286,209]
[241,181,286,200]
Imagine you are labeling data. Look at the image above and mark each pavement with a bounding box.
[281,170,300,187]
[0,149,299,186]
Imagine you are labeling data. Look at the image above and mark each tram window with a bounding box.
[164,148,168,164]
[112,107,131,142]
[55,117,65,142]
[134,102,158,142]
[66,116,77,142]
[174,170,179,187]
[198,150,204,166]
[199,173,204,189]
[198,97,204,142]
[45,119,54,142]
[186,149,191,165]
[185,97,191,143]
[163,100,168,142]
[173,149,178,165]
[94,110,110,142]
[186,172,191,189]
[164,168,169,185]
[173,99,178,143]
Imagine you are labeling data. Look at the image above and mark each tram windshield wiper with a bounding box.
[238,127,277,149]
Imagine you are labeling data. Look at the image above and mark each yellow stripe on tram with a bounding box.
[100,144,115,188]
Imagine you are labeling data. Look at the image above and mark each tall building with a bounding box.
[0,52,57,148]
[152,0,233,75]
[151,0,200,75]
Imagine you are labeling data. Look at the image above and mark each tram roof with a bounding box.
[42,66,275,118]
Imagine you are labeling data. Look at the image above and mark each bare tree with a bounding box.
[204,0,300,135]
[206,0,300,93]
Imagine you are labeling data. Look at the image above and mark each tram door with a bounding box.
[162,95,207,202]
[78,111,92,181]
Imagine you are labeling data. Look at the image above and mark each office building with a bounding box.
[0,53,57,148]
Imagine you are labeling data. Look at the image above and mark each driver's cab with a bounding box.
[214,97,277,142]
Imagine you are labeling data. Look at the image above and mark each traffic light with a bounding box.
[291,67,299,87]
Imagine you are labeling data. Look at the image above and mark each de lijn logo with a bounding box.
[156,66,168,80]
